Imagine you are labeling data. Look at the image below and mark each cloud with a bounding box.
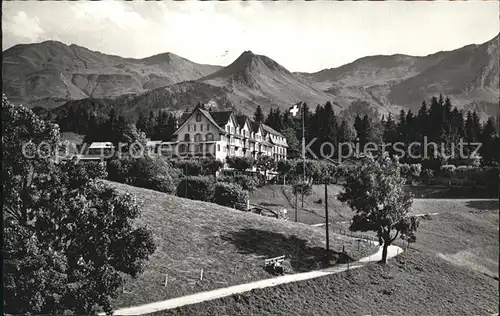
[3,11,45,43]
[69,1,148,30]
[1,1,498,72]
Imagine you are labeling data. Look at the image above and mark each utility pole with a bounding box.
[325,179,329,258]
[185,163,188,197]
[295,190,298,222]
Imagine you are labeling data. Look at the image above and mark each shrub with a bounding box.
[107,158,130,183]
[213,182,248,210]
[81,161,108,179]
[218,175,258,192]
[107,156,180,193]
[143,175,177,194]
[200,158,224,176]
[226,156,255,172]
[440,164,456,177]
[176,176,215,202]
[171,159,203,176]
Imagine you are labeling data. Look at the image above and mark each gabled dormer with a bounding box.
[172,107,225,142]
[236,115,252,138]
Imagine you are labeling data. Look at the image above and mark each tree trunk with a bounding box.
[380,241,389,264]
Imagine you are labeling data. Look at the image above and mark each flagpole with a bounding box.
[301,101,305,208]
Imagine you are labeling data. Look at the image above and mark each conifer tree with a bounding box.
[254,105,265,123]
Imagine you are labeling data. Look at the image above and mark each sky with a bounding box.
[2,1,499,73]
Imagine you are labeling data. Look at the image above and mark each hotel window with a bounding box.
[196,114,202,122]
[184,134,190,142]
[193,124,196,132]
[206,133,214,141]
[179,144,186,152]
[195,133,201,142]
[217,144,221,151]
[207,124,210,131]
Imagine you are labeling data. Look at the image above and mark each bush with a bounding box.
[176,176,215,202]
[171,159,203,176]
[143,175,177,194]
[440,164,456,177]
[213,182,248,210]
[107,158,130,183]
[81,161,108,179]
[226,156,255,172]
[107,156,180,194]
[200,158,224,176]
[218,175,258,192]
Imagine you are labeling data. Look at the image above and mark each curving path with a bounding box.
[104,243,403,315]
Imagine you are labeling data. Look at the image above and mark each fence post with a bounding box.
[200,269,204,281]
[164,273,168,288]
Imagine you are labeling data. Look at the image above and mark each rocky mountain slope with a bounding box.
[299,34,499,115]
[388,34,499,112]
[199,51,338,114]
[2,41,221,108]
[3,35,498,119]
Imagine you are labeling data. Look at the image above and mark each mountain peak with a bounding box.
[200,50,290,85]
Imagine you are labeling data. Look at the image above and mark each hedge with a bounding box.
[176,176,215,202]
[213,182,248,211]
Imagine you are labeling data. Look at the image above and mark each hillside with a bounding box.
[4,35,498,119]
[151,193,499,315]
[151,251,498,316]
[2,41,222,108]
[389,34,499,112]
[52,81,234,121]
[103,181,376,308]
[199,51,338,115]
[300,34,499,117]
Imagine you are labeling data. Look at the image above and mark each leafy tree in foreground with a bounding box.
[338,155,419,263]
[2,95,156,315]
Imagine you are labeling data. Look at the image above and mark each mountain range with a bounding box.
[2,34,499,119]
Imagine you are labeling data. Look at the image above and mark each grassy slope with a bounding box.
[219,184,500,315]
[151,251,498,316]
[250,184,498,224]
[106,181,376,308]
[250,184,351,225]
